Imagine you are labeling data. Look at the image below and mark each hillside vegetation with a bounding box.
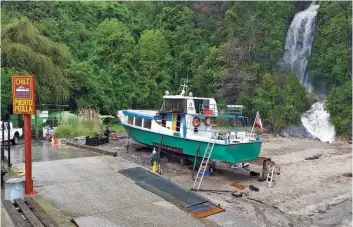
[1,2,351,134]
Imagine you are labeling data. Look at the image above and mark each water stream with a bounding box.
[300,101,336,143]
[282,3,336,143]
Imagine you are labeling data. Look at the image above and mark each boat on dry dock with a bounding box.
[117,82,262,164]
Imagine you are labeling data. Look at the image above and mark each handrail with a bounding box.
[198,104,244,117]
[184,126,259,141]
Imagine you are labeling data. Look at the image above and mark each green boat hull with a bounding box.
[123,124,262,163]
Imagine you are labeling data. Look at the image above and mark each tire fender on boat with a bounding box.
[204,117,213,127]
[192,116,201,128]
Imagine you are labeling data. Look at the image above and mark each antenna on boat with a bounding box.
[180,76,188,96]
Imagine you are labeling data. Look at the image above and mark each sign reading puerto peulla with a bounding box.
[12,75,36,114]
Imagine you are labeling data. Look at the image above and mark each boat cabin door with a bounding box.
[176,115,181,132]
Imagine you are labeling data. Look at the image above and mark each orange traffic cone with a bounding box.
[52,137,61,146]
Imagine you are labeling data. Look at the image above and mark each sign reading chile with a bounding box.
[12,75,36,114]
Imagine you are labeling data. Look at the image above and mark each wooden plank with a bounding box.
[2,200,31,227]
[24,197,59,227]
[15,199,45,227]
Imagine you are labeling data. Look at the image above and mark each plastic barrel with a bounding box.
[5,178,25,202]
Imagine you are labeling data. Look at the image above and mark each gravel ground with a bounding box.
[99,133,352,227]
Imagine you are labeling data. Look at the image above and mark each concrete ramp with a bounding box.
[119,167,224,219]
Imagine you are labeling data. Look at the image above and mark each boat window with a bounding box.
[160,99,186,113]
[194,99,210,113]
[143,119,152,129]
[135,117,142,127]
[128,116,133,125]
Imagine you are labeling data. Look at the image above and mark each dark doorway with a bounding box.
[176,115,181,132]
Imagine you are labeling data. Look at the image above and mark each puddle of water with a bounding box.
[4,140,99,164]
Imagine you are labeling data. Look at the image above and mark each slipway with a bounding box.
[118,167,224,219]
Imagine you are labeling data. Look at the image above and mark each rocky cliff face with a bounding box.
[293,1,312,12]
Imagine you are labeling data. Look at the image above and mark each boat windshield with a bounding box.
[160,99,186,113]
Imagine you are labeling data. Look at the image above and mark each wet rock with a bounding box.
[280,124,314,139]
[231,191,242,198]
[293,1,312,12]
[305,153,322,160]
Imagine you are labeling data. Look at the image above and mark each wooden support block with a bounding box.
[24,197,59,227]
[15,199,45,227]
[2,200,31,227]
[249,185,259,192]
[231,183,247,190]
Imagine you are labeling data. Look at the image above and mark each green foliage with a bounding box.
[190,46,225,97]
[1,2,349,135]
[225,2,295,73]
[1,68,24,117]
[252,73,313,132]
[326,81,352,134]
[309,2,352,89]
[109,124,125,132]
[135,29,171,108]
[308,2,352,135]
[155,4,206,90]
[90,18,136,113]
[54,109,102,138]
[1,17,71,104]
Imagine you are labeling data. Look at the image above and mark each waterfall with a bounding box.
[282,4,319,92]
[282,3,336,143]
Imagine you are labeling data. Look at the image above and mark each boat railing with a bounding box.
[185,117,258,139]
[207,129,258,142]
[154,115,258,142]
[198,104,244,117]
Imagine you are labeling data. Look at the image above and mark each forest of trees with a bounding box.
[1,1,351,135]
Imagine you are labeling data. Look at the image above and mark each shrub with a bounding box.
[327,81,352,135]
[54,108,102,138]
[110,123,125,132]
[252,72,313,133]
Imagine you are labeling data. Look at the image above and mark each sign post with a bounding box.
[12,75,36,195]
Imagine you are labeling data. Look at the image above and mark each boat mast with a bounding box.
[180,77,188,96]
